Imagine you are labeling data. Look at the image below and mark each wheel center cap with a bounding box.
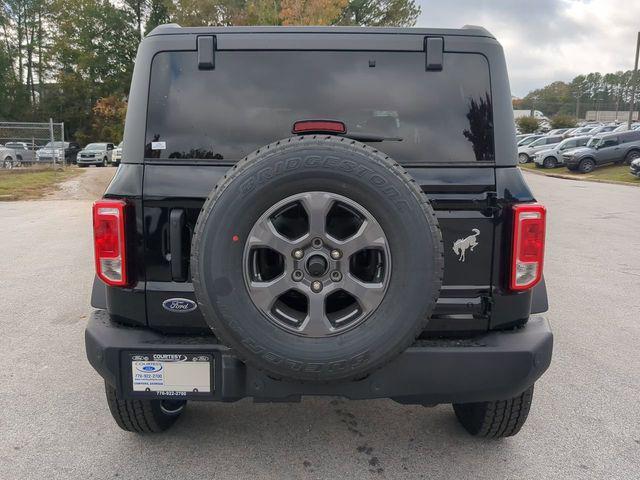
[306,254,328,277]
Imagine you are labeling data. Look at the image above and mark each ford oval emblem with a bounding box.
[162,298,198,313]
[135,363,162,373]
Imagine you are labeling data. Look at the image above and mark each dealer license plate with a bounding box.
[131,353,212,394]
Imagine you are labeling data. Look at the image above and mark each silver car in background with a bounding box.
[0,144,18,169]
[4,142,36,166]
[517,135,564,163]
[533,136,591,168]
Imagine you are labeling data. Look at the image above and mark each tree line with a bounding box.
[0,0,420,144]
[513,71,638,120]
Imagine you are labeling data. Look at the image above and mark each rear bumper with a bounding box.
[85,310,553,405]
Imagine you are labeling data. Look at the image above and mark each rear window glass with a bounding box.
[145,50,493,164]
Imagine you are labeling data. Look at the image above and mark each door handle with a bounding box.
[169,209,186,281]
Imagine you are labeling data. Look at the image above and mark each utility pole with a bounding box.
[628,31,640,129]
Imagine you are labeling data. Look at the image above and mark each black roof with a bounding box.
[147,24,494,39]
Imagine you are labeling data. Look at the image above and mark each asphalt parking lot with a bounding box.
[1,170,639,479]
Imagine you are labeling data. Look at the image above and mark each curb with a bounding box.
[520,166,640,187]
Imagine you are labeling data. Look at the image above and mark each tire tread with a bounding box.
[453,385,534,438]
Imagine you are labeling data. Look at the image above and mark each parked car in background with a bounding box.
[0,144,17,169]
[517,134,544,147]
[588,125,618,135]
[546,128,572,136]
[564,130,640,173]
[533,136,591,168]
[112,141,123,166]
[630,157,640,177]
[518,135,564,163]
[4,142,36,166]
[77,142,115,167]
[566,126,598,137]
[36,141,81,164]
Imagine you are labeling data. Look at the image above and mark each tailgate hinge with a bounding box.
[197,35,216,70]
[424,37,444,71]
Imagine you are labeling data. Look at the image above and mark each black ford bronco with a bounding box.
[86,25,552,437]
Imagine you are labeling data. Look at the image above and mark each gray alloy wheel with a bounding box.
[518,153,529,164]
[3,157,13,169]
[578,158,595,173]
[243,191,391,338]
[543,156,557,169]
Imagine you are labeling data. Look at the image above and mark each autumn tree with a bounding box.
[280,0,348,25]
[91,96,128,142]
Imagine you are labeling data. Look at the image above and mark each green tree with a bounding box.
[337,0,420,26]
[516,116,540,134]
[550,114,576,129]
[47,0,138,140]
[123,0,149,39]
[145,0,171,35]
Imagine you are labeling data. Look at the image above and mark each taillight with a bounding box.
[93,199,128,286]
[510,203,546,291]
[292,120,347,135]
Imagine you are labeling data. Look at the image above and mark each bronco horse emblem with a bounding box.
[452,228,480,262]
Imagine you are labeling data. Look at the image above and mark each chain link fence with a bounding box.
[0,120,66,168]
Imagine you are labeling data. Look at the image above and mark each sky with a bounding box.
[415,0,640,97]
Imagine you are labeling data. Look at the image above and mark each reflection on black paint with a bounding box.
[463,93,494,162]
[145,51,494,164]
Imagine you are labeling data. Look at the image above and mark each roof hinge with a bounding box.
[197,35,216,70]
[424,36,444,71]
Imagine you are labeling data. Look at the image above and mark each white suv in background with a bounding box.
[517,135,564,163]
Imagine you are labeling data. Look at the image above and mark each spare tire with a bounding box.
[191,136,443,382]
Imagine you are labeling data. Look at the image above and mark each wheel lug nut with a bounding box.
[330,249,342,260]
[311,281,323,292]
[292,270,304,281]
[292,249,304,260]
[312,237,323,249]
[330,271,342,282]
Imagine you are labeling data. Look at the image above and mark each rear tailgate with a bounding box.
[135,34,506,333]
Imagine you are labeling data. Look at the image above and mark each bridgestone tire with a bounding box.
[192,136,444,382]
[105,382,186,433]
[453,385,534,438]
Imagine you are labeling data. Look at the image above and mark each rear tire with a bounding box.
[104,382,186,433]
[624,150,640,165]
[453,385,534,438]
[518,153,529,164]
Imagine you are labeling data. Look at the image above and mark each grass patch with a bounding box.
[0,167,82,200]
[520,162,640,186]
